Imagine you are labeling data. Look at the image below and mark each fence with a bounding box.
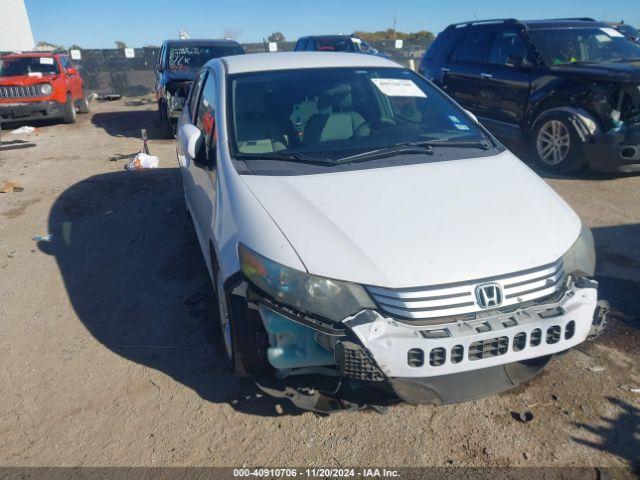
[3,39,431,96]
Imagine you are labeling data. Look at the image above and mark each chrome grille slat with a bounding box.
[367,259,565,321]
[0,84,42,99]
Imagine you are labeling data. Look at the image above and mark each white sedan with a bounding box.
[176,52,607,412]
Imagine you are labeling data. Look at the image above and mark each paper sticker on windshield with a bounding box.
[454,124,470,131]
[39,57,54,65]
[371,78,427,98]
[595,34,612,43]
[600,28,624,38]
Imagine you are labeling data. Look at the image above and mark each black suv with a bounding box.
[419,18,640,173]
[294,35,386,57]
[155,39,243,136]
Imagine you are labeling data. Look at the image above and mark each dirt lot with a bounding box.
[0,99,639,472]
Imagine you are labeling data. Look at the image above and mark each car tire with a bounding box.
[213,264,247,378]
[77,93,90,114]
[62,94,77,124]
[531,115,586,174]
[158,101,174,139]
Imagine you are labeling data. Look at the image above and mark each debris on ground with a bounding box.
[125,152,159,171]
[10,126,35,135]
[1,181,24,193]
[33,233,53,242]
[7,251,17,258]
[125,98,155,107]
[620,385,640,394]
[109,153,138,162]
[511,411,534,423]
[97,94,122,101]
[588,366,606,372]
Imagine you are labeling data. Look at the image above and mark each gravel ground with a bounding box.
[0,99,638,472]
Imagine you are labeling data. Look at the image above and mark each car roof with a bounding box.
[164,39,241,47]
[1,52,58,58]
[218,51,398,74]
[444,18,607,31]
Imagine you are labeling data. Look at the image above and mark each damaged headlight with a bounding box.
[562,225,596,277]
[239,243,376,322]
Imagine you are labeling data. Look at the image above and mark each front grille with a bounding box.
[429,347,446,366]
[366,259,565,321]
[0,85,42,99]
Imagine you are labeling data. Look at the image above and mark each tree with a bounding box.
[267,32,285,43]
[114,40,127,49]
[353,29,434,43]
[35,41,60,51]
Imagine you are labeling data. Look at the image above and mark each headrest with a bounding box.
[236,86,265,117]
[318,84,352,112]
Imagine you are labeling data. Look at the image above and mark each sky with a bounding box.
[25,0,640,48]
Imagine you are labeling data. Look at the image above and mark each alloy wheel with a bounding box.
[536,120,571,165]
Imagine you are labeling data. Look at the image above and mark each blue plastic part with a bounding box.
[258,305,335,370]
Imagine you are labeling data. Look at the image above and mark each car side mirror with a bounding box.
[180,123,206,167]
[67,67,78,75]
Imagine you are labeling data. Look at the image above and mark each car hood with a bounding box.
[550,60,640,83]
[241,151,581,288]
[0,74,58,86]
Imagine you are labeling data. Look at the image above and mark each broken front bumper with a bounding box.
[585,123,640,172]
[250,277,606,410]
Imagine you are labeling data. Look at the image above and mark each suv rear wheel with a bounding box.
[62,94,77,124]
[532,116,586,173]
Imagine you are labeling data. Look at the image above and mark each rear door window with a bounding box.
[450,31,495,63]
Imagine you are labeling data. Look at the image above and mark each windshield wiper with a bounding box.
[235,151,332,165]
[414,139,494,150]
[335,143,434,164]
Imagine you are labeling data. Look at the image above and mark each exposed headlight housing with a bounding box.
[562,225,596,277]
[239,244,375,322]
[40,83,52,96]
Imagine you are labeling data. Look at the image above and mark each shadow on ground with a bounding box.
[92,109,168,140]
[40,168,302,417]
[572,397,640,471]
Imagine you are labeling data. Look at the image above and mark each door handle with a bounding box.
[480,72,493,79]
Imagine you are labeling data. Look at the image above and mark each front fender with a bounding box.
[531,107,601,142]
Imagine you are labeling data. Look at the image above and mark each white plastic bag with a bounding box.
[11,126,35,134]
[125,152,159,171]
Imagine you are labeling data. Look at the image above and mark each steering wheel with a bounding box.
[352,118,397,138]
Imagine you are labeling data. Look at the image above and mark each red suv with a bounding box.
[0,51,90,125]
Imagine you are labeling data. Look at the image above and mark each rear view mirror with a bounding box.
[464,109,479,124]
[180,123,205,164]
[67,67,78,75]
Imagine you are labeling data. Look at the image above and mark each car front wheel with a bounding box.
[214,266,247,378]
[62,94,77,124]
[532,116,586,173]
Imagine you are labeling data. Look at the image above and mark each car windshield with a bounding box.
[315,37,356,52]
[168,45,243,71]
[529,27,640,65]
[229,67,490,162]
[0,57,59,77]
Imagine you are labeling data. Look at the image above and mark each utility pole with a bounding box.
[392,13,397,40]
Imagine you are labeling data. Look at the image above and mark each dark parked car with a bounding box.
[419,18,640,173]
[294,35,387,58]
[609,22,640,43]
[155,39,243,136]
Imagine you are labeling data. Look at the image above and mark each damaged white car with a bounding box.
[176,52,608,412]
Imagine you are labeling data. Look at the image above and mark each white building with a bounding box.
[0,0,35,52]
